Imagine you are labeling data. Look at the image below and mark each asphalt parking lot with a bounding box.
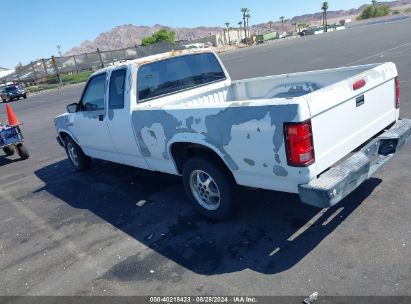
[0,18,410,296]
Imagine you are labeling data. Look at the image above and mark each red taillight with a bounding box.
[395,76,400,109]
[353,79,366,91]
[284,120,315,167]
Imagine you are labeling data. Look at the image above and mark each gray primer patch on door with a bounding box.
[275,153,281,164]
[185,116,194,129]
[273,165,288,177]
[243,158,255,166]
[149,130,157,139]
[132,110,184,159]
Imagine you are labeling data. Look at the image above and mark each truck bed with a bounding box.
[144,63,381,107]
[134,62,398,193]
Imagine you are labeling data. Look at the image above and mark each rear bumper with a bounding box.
[298,118,411,208]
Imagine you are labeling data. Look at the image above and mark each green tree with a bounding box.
[357,1,390,20]
[141,29,176,46]
[322,1,329,32]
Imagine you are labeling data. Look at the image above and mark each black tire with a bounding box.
[2,99,5,102]
[3,146,15,156]
[182,156,236,220]
[15,143,29,159]
[64,136,91,171]
[23,94,27,99]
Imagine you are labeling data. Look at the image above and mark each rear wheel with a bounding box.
[15,143,29,159]
[182,156,236,220]
[64,137,91,171]
[23,94,27,99]
[3,146,15,156]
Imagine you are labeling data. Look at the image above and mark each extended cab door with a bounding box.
[105,67,149,169]
[71,73,118,161]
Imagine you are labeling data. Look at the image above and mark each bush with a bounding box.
[46,75,59,84]
[60,71,92,84]
[357,4,391,20]
[25,84,59,93]
[141,29,175,46]
[405,8,411,13]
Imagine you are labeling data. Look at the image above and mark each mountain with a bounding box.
[290,0,411,23]
[64,24,222,56]
[64,0,411,56]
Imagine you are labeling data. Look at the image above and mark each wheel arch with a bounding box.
[58,130,79,146]
[169,140,237,183]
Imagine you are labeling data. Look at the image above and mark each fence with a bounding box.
[1,41,185,85]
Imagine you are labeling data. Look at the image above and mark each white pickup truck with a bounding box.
[54,49,410,220]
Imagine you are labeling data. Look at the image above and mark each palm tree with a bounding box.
[371,0,377,5]
[267,21,273,32]
[238,21,242,41]
[225,22,231,44]
[322,1,329,32]
[241,8,250,39]
[279,16,285,31]
[292,22,297,33]
[245,13,251,38]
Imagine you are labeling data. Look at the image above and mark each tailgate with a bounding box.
[308,62,399,174]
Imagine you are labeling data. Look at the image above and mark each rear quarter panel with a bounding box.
[131,99,314,193]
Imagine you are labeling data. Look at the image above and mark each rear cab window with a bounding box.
[137,53,225,102]
[109,68,127,109]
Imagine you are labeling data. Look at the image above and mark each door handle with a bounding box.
[91,114,104,121]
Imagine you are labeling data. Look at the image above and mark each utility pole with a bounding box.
[41,59,48,76]
[30,61,37,82]
[51,55,62,88]
[96,48,104,69]
[72,55,79,73]
[56,45,62,57]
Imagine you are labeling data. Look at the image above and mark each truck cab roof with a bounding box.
[90,48,215,77]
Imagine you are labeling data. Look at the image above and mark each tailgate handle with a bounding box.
[356,95,365,107]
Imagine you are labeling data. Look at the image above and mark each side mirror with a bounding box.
[66,103,78,113]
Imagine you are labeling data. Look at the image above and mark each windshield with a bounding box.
[5,86,19,92]
[137,53,226,102]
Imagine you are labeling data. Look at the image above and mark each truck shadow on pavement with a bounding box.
[34,159,381,277]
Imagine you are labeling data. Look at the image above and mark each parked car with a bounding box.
[1,85,27,102]
[54,49,410,220]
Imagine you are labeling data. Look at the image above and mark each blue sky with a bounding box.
[0,0,367,68]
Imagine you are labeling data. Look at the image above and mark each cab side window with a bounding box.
[81,73,106,111]
[109,68,126,109]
